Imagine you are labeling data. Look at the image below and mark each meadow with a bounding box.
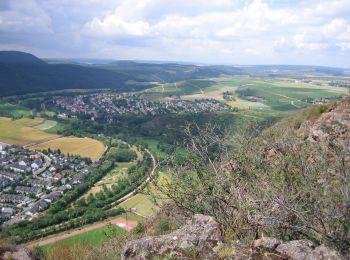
[31,137,105,160]
[39,224,126,253]
[0,102,33,118]
[34,120,57,130]
[119,172,169,217]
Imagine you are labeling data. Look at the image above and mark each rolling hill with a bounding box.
[0,51,146,96]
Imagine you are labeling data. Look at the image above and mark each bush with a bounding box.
[156,123,350,255]
[293,118,303,129]
[318,104,329,114]
[155,218,172,235]
[106,148,137,162]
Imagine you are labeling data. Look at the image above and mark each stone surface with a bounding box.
[3,248,31,260]
[121,214,222,260]
[253,237,282,250]
[276,240,315,259]
[276,240,342,260]
[307,245,343,260]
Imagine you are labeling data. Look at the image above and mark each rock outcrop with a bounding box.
[121,214,222,259]
[122,214,343,260]
[252,237,342,260]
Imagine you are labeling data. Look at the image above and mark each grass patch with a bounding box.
[0,103,33,118]
[34,120,57,130]
[120,193,159,217]
[39,225,126,253]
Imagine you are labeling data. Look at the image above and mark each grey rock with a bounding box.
[121,214,222,260]
[253,237,282,250]
[3,248,31,260]
[306,245,342,260]
[276,240,315,259]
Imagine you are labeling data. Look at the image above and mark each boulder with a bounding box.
[276,240,315,259]
[276,240,342,260]
[3,248,31,260]
[308,245,343,260]
[253,237,282,250]
[121,214,222,260]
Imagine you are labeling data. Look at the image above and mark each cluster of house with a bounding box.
[0,143,95,224]
[53,93,234,120]
[54,95,97,120]
[302,97,333,104]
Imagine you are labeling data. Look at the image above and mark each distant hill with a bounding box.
[96,61,244,82]
[0,51,347,96]
[0,51,46,65]
[0,51,146,96]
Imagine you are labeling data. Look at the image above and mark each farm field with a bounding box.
[0,117,58,146]
[143,77,349,113]
[31,137,105,160]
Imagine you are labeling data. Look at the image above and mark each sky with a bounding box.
[0,0,349,67]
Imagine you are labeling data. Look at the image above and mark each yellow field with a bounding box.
[0,117,58,146]
[31,137,105,160]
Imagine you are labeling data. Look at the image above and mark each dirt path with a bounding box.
[26,217,137,249]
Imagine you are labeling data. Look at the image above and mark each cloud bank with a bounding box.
[0,0,349,66]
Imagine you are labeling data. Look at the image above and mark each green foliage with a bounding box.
[157,121,350,255]
[155,218,172,235]
[318,104,329,114]
[134,223,146,234]
[106,147,137,162]
[293,118,303,129]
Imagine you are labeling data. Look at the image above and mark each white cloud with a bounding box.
[0,0,52,33]
[1,0,350,66]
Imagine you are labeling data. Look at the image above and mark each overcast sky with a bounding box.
[0,0,349,67]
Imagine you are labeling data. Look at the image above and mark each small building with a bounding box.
[44,191,62,203]
[15,186,43,197]
[0,171,22,181]
[9,164,31,173]
[1,207,14,216]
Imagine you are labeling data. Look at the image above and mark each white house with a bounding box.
[31,162,39,171]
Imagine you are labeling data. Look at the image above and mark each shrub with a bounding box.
[156,122,350,255]
[318,104,329,114]
[293,118,303,129]
[155,218,172,235]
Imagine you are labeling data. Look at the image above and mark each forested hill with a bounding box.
[96,61,244,82]
[0,51,143,96]
[1,51,347,96]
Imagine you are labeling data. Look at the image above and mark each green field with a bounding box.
[40,225,126,253]
[143,77,349,113]
[34,120,57,130]
[0,103,33,118]
[120,193,159,217]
